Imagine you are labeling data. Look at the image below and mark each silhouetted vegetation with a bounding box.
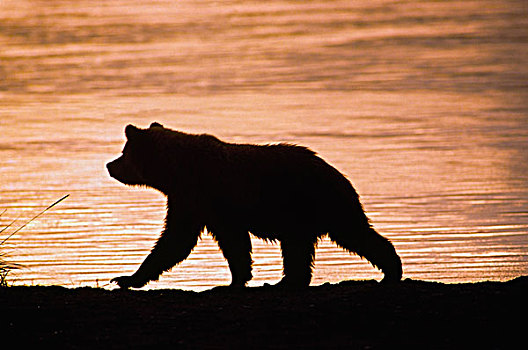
[0,209,20,286]
[0,195,69,287]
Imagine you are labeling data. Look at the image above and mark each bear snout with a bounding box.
[106,160,119,179]
[106,157,145,185]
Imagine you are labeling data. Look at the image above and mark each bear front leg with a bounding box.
[111,216,203,289]
[212,227,253,287]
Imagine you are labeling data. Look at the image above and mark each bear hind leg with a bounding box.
[328,226,402,282]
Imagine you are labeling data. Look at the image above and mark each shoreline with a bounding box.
[2,276,526,348]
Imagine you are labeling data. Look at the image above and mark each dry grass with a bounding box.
[0,195,69,287]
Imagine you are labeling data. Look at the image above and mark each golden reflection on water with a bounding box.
[0,0,527,290]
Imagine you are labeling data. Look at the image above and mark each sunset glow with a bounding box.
[1,0,526,290]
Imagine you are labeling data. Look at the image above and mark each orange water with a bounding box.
[1,0,527,290]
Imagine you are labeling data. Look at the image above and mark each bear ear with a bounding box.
[149,122,164,129]
[125,124,140,140]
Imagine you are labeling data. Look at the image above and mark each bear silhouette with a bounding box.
[107,123,402,288]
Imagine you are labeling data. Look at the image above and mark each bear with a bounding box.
[107,122,402,289]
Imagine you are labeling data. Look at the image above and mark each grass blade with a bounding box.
[0,194,69,246]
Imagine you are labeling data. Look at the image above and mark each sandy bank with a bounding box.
[1,277,526,348]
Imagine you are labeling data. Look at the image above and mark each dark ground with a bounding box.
[1,277,526,349]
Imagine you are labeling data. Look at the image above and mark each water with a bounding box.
[1,0,527,290]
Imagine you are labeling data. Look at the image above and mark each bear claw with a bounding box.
[111,275,145,289]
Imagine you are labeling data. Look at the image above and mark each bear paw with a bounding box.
[110,275,146,289]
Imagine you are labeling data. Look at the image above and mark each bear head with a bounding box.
[106,122,170,190]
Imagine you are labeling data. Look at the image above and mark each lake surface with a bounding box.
[1,0,527,290]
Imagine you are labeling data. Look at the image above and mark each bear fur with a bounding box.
[107,122,402,288]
